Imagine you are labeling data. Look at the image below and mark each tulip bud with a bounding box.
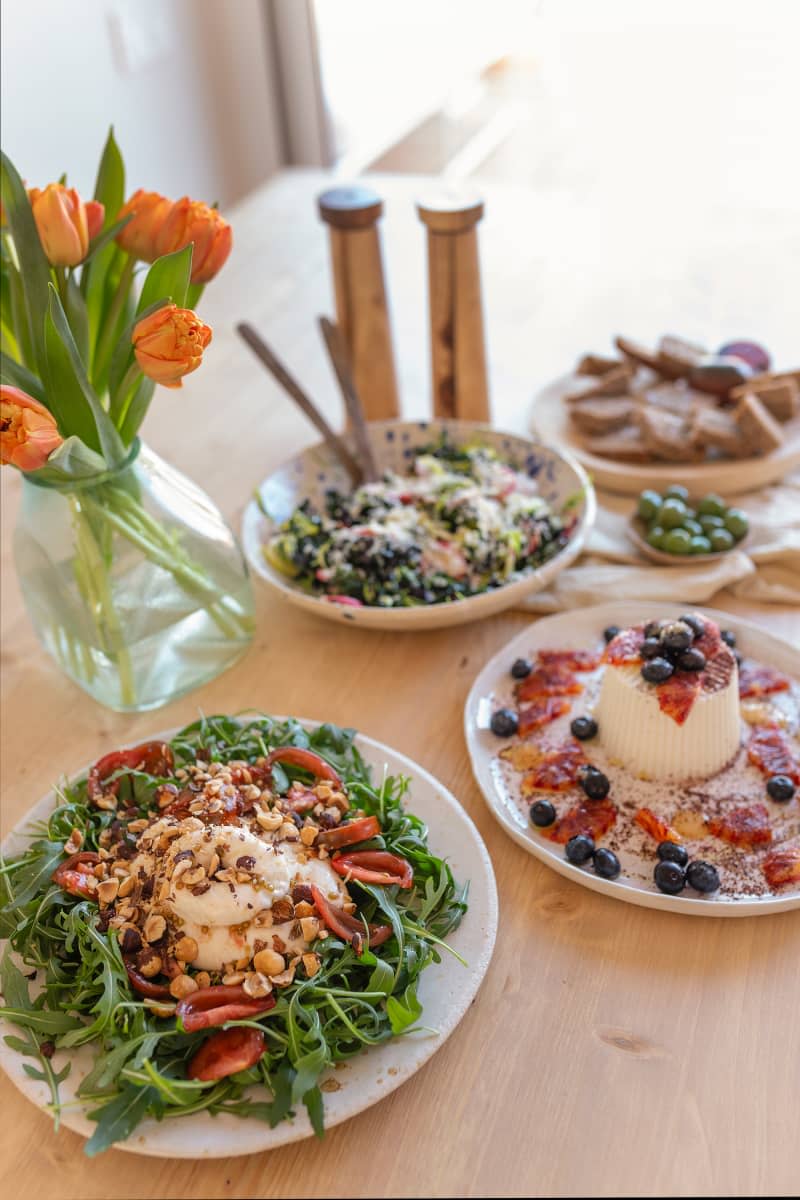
[28,183,103,267]
[155,197,232,284]
[0,386,63,471]
[132,304,212,388]
[116,189,173,262]
[86,200,105,241]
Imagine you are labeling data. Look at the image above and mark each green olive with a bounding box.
[710,527,735,552]
[684,518,704,536]
[658,498,688,529]
[646,524,666,548]
[724,508,749,541]
[637,489,662,522]
[699,513,724,531]
[697,494,727,517]
[663,528,693,555]
[664,484,690,502]
[690,535,713,555]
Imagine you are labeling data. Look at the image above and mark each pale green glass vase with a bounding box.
[14,440,254,712]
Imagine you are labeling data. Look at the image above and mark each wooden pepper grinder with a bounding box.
[318,185,400,421]
[417,192,490,421]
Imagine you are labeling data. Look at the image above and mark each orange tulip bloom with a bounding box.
[132,304,212,388]
[1,386,63,471]
[116,189,173,262]
[155,197,232,284]
[28,183,104,267]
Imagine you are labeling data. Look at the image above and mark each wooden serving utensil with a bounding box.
[236,321,365,488]
[318,316,380,483]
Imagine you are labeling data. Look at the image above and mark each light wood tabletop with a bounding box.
[1,169,798,1199]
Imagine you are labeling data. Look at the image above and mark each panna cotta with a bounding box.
[596,615,740,780]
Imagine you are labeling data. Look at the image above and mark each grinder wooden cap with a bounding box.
[318,186,384,229]
[416,191,484,234]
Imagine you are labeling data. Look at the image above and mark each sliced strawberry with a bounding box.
[708,803,772,849]
[537,649,601,672]
[634,807,682,844]
[541,798,617,844]
[739,665,791,699]
[748,728,800,784]
[519,741,587,793]
[518,696,572,735]
[763,846,800,889]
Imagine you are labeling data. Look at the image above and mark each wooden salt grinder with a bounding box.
[417,193,490,421]
[318,186,399,421]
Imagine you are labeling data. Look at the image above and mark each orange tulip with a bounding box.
[132,304,212,388]
[28,183,104,267]
[154,197,232,284]
[115,189,173,262]
[0,386,63,471]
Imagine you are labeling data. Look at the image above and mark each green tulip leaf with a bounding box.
[82,127,126,361]
[0,351,45,401]
[137,244,192,315]
[0,151,52,377]
[34,435,108,482]
[107,298,166,423]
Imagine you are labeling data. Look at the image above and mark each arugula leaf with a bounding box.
[85,1083,159,1156]
[386,983,423,1035]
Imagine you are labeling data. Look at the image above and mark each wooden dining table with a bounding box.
[1,169,798,1199]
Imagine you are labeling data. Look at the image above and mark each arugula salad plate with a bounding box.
[0,716,497,1158]
[241,419,594,631]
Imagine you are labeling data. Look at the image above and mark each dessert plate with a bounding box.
[0,721,498,1158]
[465,602,800,916]
[531,374,800,496]
[242,419,594,631]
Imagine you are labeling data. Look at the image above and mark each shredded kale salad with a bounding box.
[263,439,579,607]
[0,716,468,1155]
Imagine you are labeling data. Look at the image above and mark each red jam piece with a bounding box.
[763,846,800,889]
[604,626,645,665]
[541,798,617,844]
[656,673,700,726]
[747,728,800,784]
[537,649,601,672]
[739,665,791,699]
[708,803,772,848]
[634,807,681,844]
[519,741,587,794]
[518,696,572,735]
[517,667,582,701]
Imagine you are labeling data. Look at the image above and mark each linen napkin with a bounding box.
[517,470,800,618]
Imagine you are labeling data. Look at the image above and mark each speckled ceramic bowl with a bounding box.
[241,420,595,631]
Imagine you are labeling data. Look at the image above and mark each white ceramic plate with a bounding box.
[0,721,498,1158]
[465,602,800,916]
[242,420,595,630]
[531,373,800,496]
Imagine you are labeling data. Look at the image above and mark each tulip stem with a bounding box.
[54,266,69,309]
[93,253,136,392]
[115,362,143,435]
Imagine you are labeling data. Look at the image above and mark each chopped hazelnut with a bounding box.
[253,948,285,976]
[169,974,198,1000]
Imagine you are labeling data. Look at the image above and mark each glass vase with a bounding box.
[13,440,255,712]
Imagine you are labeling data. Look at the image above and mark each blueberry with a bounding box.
[603,625,620,643]
[681,613,706,638]
[644,620,664,639]
[530,799,556,827]
[733,651,742,668]
[593,847,621,879]
[678,648,706,672]
[570,716,598,741]
[686,861,720,893]
[657,841,689,867]
[766,775,796,802]
[640,637,662,660]
[490,708,518,738]
[654,860,686,895]
[565,834,595,865]
[641,657,674,684]
[511,657,532,679]
[660,621,693,652]
[579,767,610,800]
[720,629,736,648]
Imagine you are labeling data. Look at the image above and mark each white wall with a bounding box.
[1,0,284,207]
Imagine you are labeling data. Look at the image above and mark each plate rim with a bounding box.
[0,717,499,1158]
[464,601,800,917]
[531,372,800,497]
[241,418,596,630]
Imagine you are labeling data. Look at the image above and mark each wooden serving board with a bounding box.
[531,373,800,497]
